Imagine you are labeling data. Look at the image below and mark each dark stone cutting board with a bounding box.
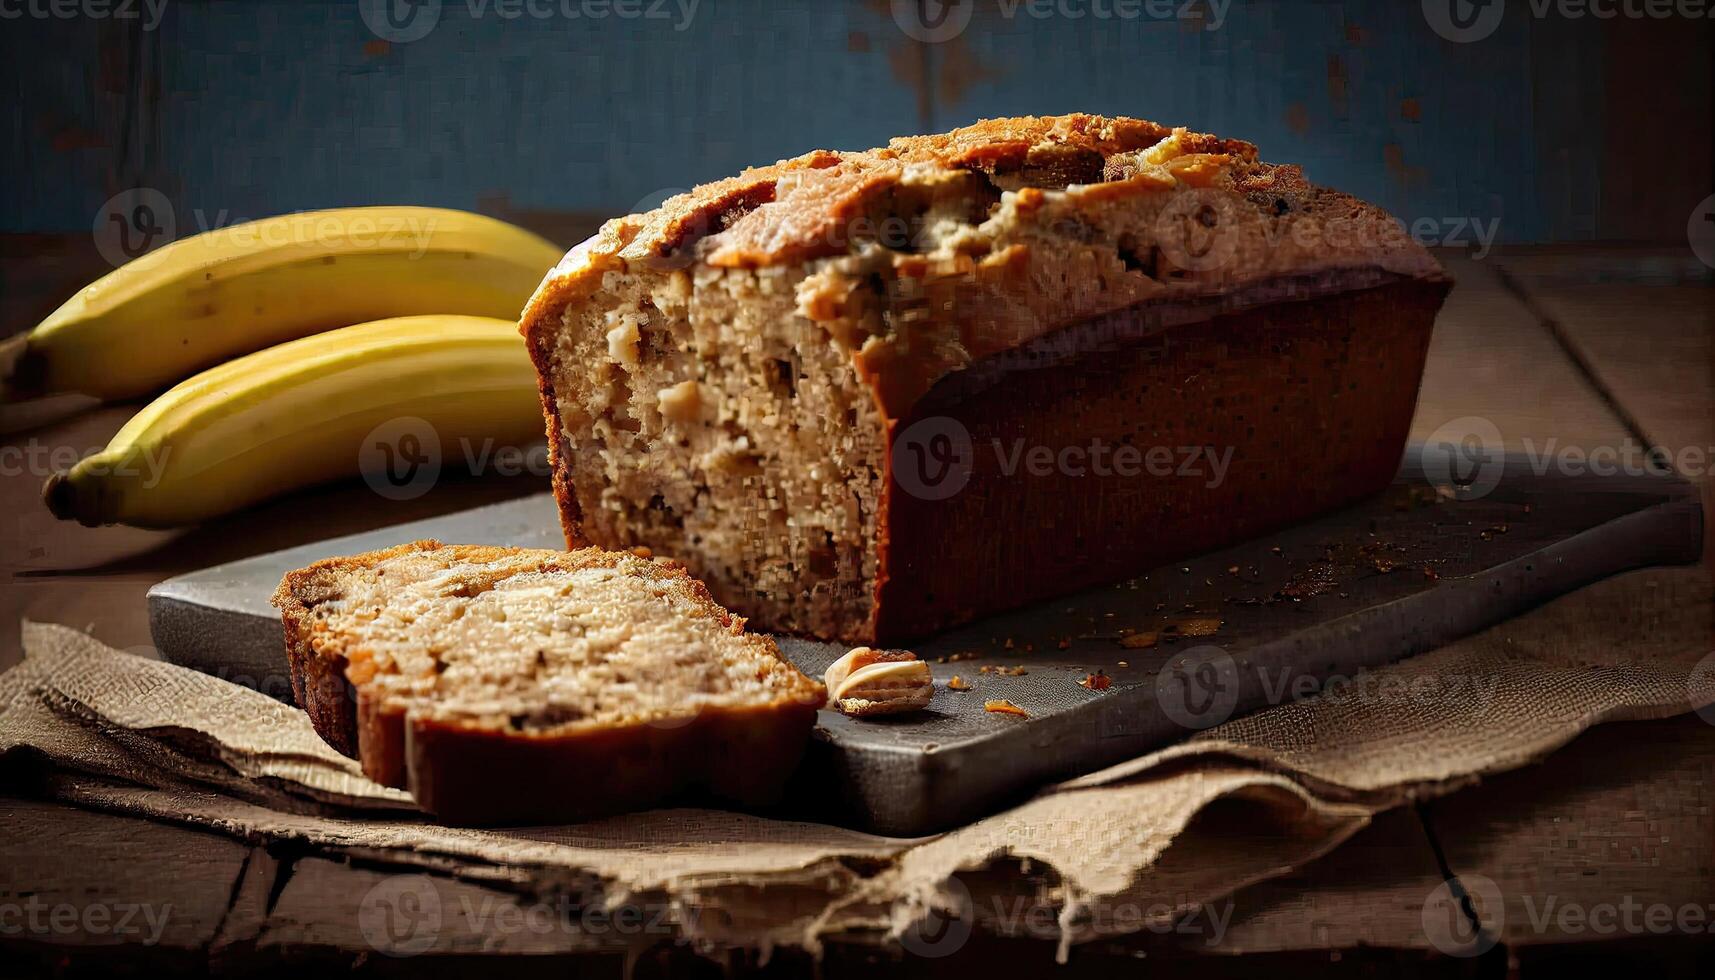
[148,450,1702,835]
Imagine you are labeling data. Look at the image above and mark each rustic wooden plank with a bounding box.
[0,796,249,954]
[1410,255,1635,453]
[1180,808,1459,956]
[1421,714,1715,955]
[1493,247,1714,561]
[1492,250,1714,460]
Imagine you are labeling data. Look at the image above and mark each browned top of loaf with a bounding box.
[525,113,1436,286]
[521,113,1446,415]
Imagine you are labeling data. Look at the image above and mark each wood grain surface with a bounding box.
[0,245,1710,975]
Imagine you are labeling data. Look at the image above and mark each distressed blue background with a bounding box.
[1,0,1706,241]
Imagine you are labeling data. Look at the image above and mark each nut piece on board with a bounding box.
[825,647,932,718]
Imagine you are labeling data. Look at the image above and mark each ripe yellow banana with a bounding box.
[4,207,561,402]
[43,315,545,528]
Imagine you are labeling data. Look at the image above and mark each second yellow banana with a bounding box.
[43,315,546,528]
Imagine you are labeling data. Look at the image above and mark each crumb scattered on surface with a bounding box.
[1171,616,1222,637]
[985,699,1029,717]
[1078,672,1112,691]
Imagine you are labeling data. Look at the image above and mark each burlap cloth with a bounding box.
[2,567,1710,958]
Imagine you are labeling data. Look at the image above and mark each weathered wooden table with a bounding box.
[1,245,1711,976]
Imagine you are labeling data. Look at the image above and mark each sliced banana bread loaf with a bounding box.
[520,113,1451,643]
[273,540,825,824]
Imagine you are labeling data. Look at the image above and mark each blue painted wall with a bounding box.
[0,0,1657,241]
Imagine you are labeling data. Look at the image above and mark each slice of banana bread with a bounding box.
[520,113,1451,643]
[272,540,825,824]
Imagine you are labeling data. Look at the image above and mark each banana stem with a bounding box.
[42,470,79,522]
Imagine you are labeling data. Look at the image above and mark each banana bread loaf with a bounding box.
[520,113,1451,643]
[273,541,825,824]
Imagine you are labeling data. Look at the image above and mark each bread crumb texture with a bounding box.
[520,113,1446,642]
[277,541,823,736]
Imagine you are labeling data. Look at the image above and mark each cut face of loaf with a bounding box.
[272,540,825,824]
[521,113,1451,643]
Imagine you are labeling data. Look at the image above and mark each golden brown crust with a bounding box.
[272,541,826,823]
[272,539,447,756]
[519,112,1445,425]
[525,330,588,548]
[519,114,1376,308]
[515,113,1454,645]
